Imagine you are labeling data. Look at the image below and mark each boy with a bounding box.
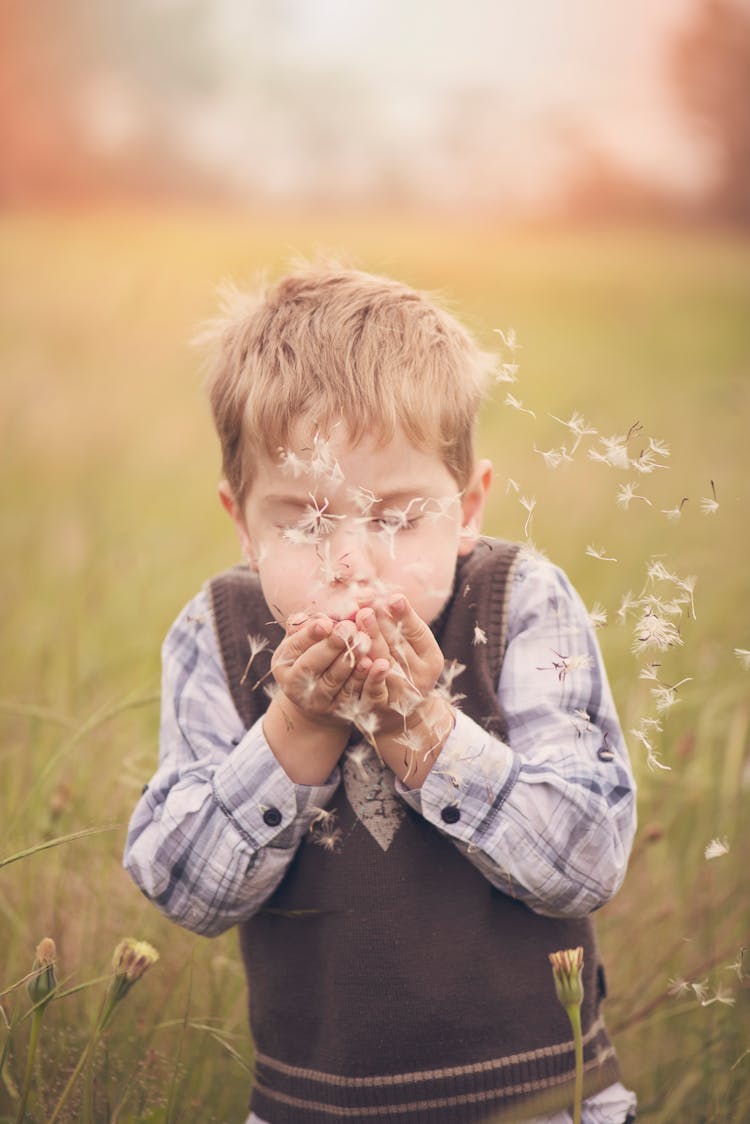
[124,263,637,1123]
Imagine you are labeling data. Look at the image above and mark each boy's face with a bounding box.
[220,427,491,627]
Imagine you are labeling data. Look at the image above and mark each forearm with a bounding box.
[263,694,350,784]
[398,709,636,917]
[124,723,339,935]
[374,695,455,789]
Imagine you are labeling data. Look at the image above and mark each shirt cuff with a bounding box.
[212,721,340,849]
[396,708,520,844]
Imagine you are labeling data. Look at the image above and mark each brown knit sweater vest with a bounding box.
[208,539,621,1122]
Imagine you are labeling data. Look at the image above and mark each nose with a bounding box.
[328,519,377,586]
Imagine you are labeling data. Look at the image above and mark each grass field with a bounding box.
[1,208,749,1122]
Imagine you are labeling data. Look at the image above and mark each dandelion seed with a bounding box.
[494,361,519,383]
[632,609,683,654]
[504,393,536,419]
[310,821,343,852]
[537,651,594,683]
[616,482,652,510]
[617,591,637,622]
[297,494,345,538]
[493,327,521,352]
[472,624,488,645]
[638,663,660,680]
[548,410,598,452]
[520,495,536,538]
[691,979,711,1003]
[725,948,746,981]
[647,436,670,458]
[704,836,730,860]
[278,447,309,477]
[347,742,372,780]
[585,544,618,563]
[588,435,630,469]
[348,485,379,513]
[506,477,520,494]
[700,480,719,514]
[646,745,672,772]
[240,633,270,685]
[661,497,689,520]
[309,806,336,828]
[667,976,691,998]
[309,431,344,486]
[733,648,750,670]
[588,603,607,628]
[534,443,564,468]
[701,983,736,1007]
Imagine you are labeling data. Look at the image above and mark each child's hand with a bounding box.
[271,615,372,728]
[353,596,445,737]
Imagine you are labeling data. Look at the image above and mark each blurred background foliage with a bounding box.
[1,2,749,1121]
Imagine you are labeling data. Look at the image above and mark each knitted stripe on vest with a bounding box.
[207,539,621,1123]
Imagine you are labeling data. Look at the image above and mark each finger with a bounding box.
[288,621,369,699]
[277,616,334,664]
[380,595,435,657]
[359,657,391,712]
[354,606,390,661]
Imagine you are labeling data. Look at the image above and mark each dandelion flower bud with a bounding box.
[27,937,58,1008]
[548,946,584,1011]
[102,938,159,1023]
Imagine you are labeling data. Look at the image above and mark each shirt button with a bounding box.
[440,805,461,824]
[263,807,282,827]
[597,746,615,762]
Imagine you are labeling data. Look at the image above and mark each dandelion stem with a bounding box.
[568,1002,584,1124]
[16,1007,43,1124]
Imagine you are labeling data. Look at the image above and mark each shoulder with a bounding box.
[506,546,591,634]
[161,586,220,676]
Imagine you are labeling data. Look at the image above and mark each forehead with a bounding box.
[249,425,459,505]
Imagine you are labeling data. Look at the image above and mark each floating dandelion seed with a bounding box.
[295,494,345,538]
[588,435,631,470]
[472,624,488,646]
[691,979,711,1004]
[240,634,270,685]
[519,495,536,538]
[667,976,691,998]
[278,447,309,477]
[700,480,719,514]
[506,477,520,495]
[733,648,750,670]
[534,443,565,468]
[632,608,683,654]
[701,984,736,1007]
[537,651,594,683]
[704,836,730,860]
[651,678,692,713]
[310,820,343,852]
[548,410,598,452]
[639,663,661,680]
[617,591,637,622]
[348,484,380,513]
[493,327,521,351]
[585,544,618,563]
[588,603,607,628]
[725,949,746,981]
[661,497,689,520]
[504,393,536,419]
[347,743,372,780]
[617,482,652,510]
[647,747,672,772]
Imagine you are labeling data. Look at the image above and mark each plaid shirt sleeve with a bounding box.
[123,590,340,936]
[399,553,637,918]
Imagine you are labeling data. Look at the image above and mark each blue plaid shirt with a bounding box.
[125,552,635,932]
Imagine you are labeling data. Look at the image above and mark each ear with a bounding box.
[218,480,257,568]
[457,459,492,556]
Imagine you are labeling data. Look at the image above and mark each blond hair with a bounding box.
[202,260,494,502]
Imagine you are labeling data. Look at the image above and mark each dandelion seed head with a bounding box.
[704,836,730,860]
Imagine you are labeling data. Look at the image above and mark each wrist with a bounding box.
[263,694,350,785]
[379,694,455,789]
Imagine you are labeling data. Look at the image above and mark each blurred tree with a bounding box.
[671,0,750,224]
